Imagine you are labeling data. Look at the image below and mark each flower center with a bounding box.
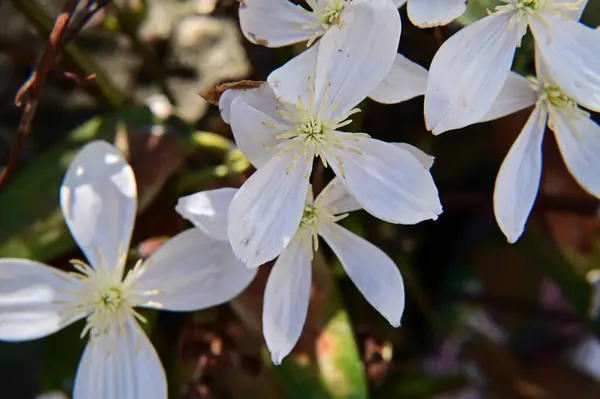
[320,1,347,27]
[268,78,367,177]
[544,85,575,108]
[295,186,349,256]
[516,0,541,11]
[295,0,349,47]
[61,259,150,343]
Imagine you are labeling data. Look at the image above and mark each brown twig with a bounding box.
[0,0,111,189]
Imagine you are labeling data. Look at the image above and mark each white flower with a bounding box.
[476,51,600,243]
[394,0,466,27]
[177,169,446,363]
[0,141,256,398]
[219,8,441,268]
[239,0,401,49]
[425,0,600,134]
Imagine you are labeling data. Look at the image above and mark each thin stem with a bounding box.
[10,0,127,107]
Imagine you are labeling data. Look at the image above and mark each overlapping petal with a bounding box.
[134,228,255,312]
[229,97,286,168]
[175,188,236,241]
[262,234,312,364]
[321,223,405,326]
[324,136,442,224]
[425,13,522,134]
[73,319,166,399]
[407,0,466,28]
[369,54,428,104]
[479,72,538,123]
[314,0,401,119]
[494,104,548,243]
[267,44,318,104]
[315,177,362,215]
[0,259,84,341]
[552,112,600,199]
[238,0,318,47]
[531,16,600,112]
[60,140,137,273]
[228,150,312,268]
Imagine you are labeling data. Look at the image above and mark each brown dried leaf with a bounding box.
[200,80,263,105]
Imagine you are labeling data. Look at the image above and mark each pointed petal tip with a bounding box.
[272,356,283,366]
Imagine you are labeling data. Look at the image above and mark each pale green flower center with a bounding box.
[516,0,541,11]
[269,78,367,177]
[320,1,347,27]
[294,0,349,47]
[61,259,152,341]
[544,85,576,109]
[300,203,320,231]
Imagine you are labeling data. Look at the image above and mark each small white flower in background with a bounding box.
[474,51,600,243]
[425,0,600,134]
[0,141,256,399]
[394,0,466,28]
[177,168,449,363]
[219,4,441,269]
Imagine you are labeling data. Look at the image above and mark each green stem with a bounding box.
[10,0,127,108]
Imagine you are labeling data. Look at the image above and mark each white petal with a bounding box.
[392,143,435,170]
[0,259,84,341]
[325,136,442,224]
[134,228,256,311]
[531,16,600,112]
[175,188,236,241]
[552,112,600,199]
[239,0,319,47]
[314,0,401,119]
[407,0,466,28]
[321,223,405,326]
[262,234,312,364]
[369,54,428,104]
[60,140,136,272]
[315,177,362,215]
[550,0,588,21]
[479,72,538,123]
[228,150,312,268]
[425,13,523,134]
[267,43,318,104]
[73,319,166,399]
[493,104,548,243]
[219,82,281,125]
[229,97,285,168]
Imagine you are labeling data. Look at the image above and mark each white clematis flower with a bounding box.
[177,172,443,363]
[477,52,600,243]
[425,0,600,135]
[394,0,466,27]
[219,6,441,269]
[0,141,256,399]
[239,0,402,49]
